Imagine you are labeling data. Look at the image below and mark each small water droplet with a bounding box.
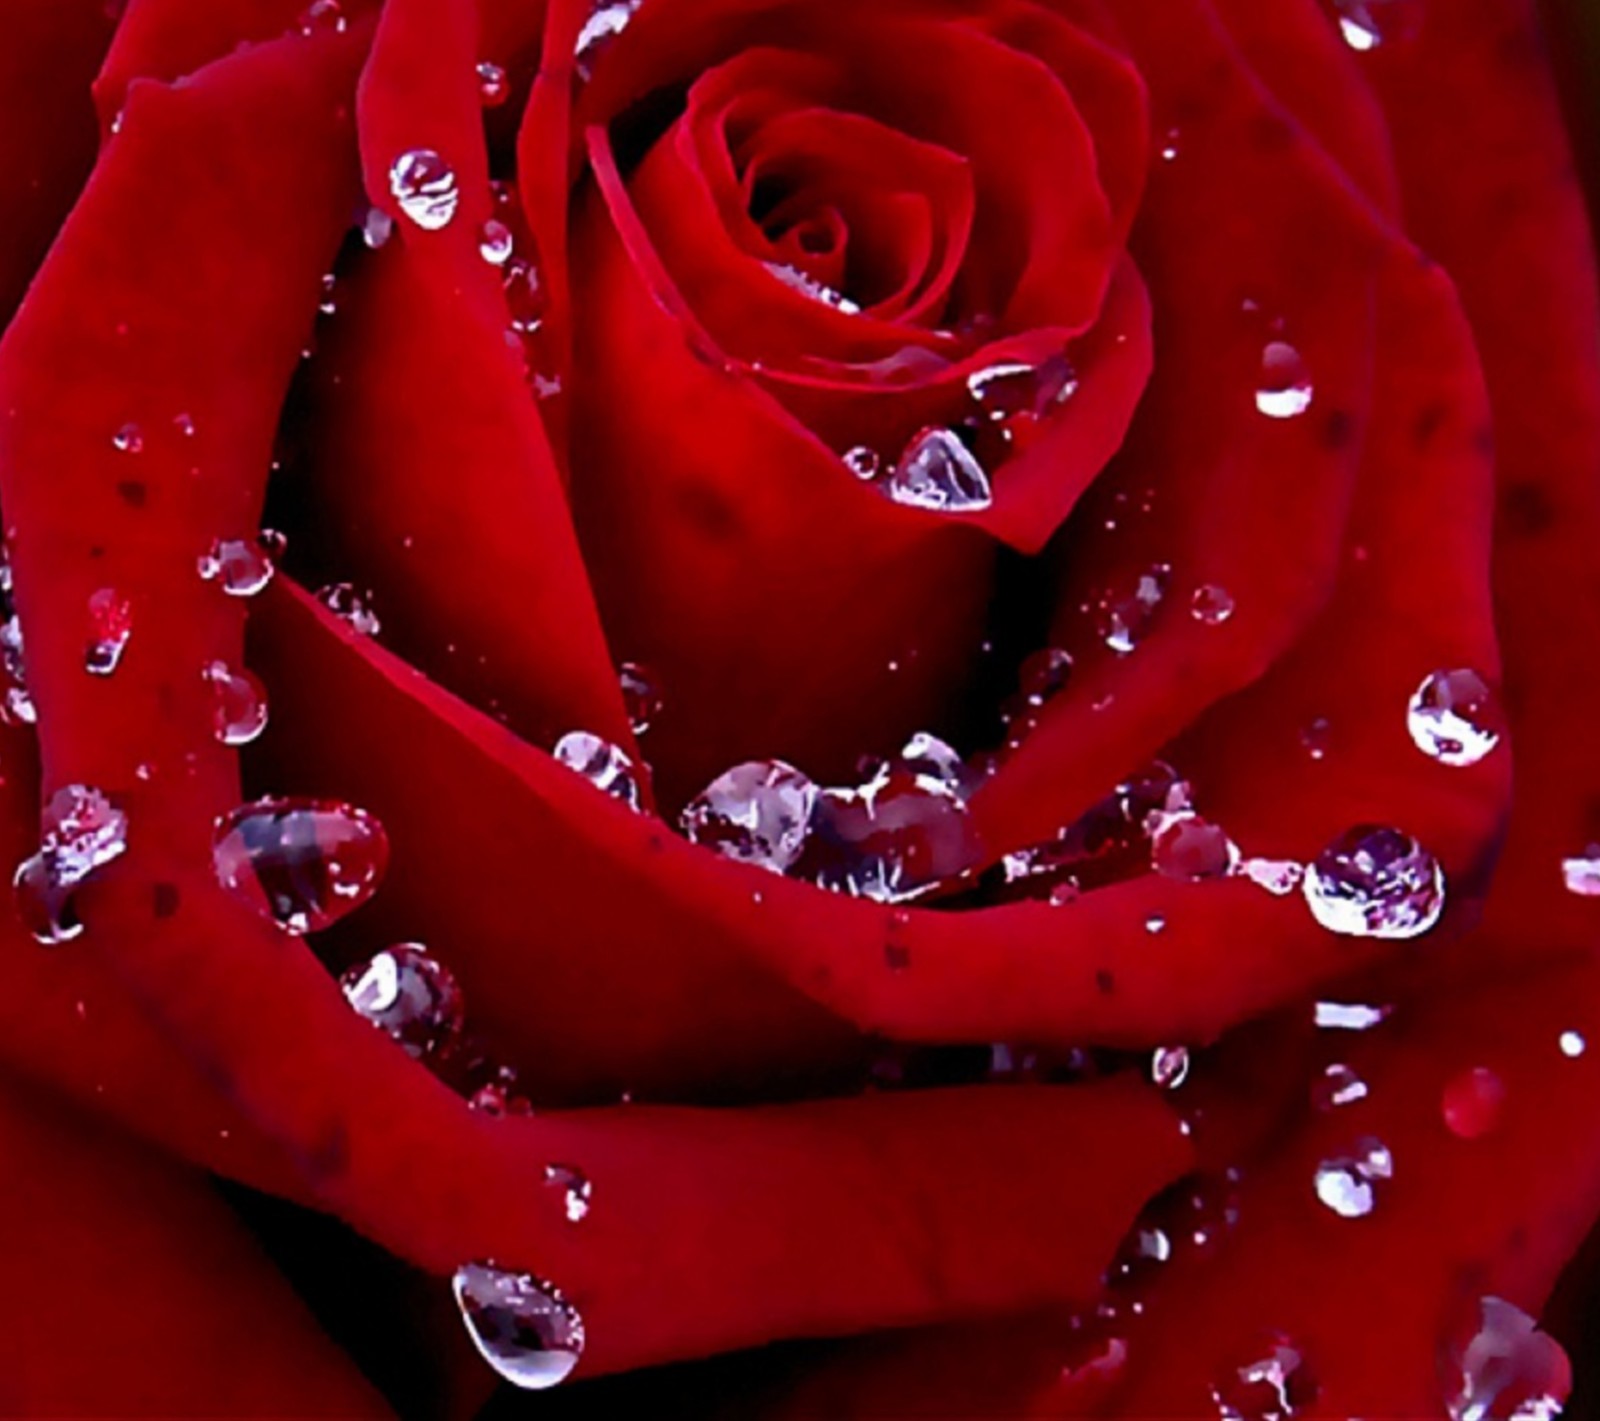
[1097,565,1170,655]
[883,428,993,512]
[296,0,345,34]
[1311,1062,1368,1110]
[1561,848,1600,896]
[1315,1000,1392,1031]
[1559,1030,1586,1059]
[543,1163,592,1222]
[468,1064,534,1117]
[1191,584,1235,626]
[1145,913,1167,934]
[553,732,641,810]
[1159,127,1181,162]
[1211,1333,1318,1419]
[362,206,395,249]
[1019,647,1074,709]
[1255,341,1313,419]
[1440,1295,1572,1421]
[1151,813,1239,881]
[340,943,463,1060]
[574,0,642,81]
[1407,669,1504,768]
[202,660,269,745]
[452,1262,584,1390]
[503,258,546,332]
[112,423,143,454]
[1241,858,1305,896]
[213,798,389,934]
[14,853,80,945]
[1302,826,1445,940]
[314,583,381,636]
[173,411,196,437]
[476,59,509,106]
[618,662,660,734]
[198,534,280,597]
[843,446,881,481]
[1332,0,1423,52]
[680,760,818,873]
[14,786,129,944]
[83,588,132,676]
[966,355,1078,424]
[479,219,515,266]
[1299,717,1332,761]
[1442,1066,1506,1140]
[1151,1045,1191,1089]
[389,149,460,231]
[1313,1136,1392,1218]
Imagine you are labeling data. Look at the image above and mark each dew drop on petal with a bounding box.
[213,798,389,935]
[843,446,880,481]
[553,731,641,810]
[1255,341,1313,419]
[1315,1000,1392,1032]
[13,853,81,945]
[618,662,661,735]
[452,1263,585,1390]
[41,785,129,887]
[1241,858,1305,896]
[884,428,993,512]
[389,149,460,231]
[112,423,143,454]
[1332,0,1423,52]
[544,1163,592,1223]
[1211,1333,1318,1420]
[1442,1066,1507,1141]
[574,0,642,81]
[1097,565,1169,655]
[763,261,860,313]
[479,219,515,266]
[203,660,269,746]
[314,583,381,636]
[198,534,279,597]
[1440,1296,1572,1421]
[1302,826,1445,940]
[1191,584,1235,626]
[1145,913,1167,934]
[476,59,509,106]
[1311,1062,1368,1111]
[362,207,395,249]
[467,1063,534,1118]
[1408,669,1504,767]
[340,943,464,1060]
[1559,1030,1586,1059]
[1151,1045,1191,1090]
[1151,813,1239,881]
[680,760,817,873]
[1299,717,1332,761]
[84,588,132,676]
[296,0,345,34]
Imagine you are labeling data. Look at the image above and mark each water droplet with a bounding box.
[1019,647,1074,707]
[452,1262,584,1390]
[1211,1333,1318,1419]
[1151,813,1239,881]
[479,219,515,266]
[1255,341,1313,419]
[198,534,280,597]
[1151,1045,1191,1089]
[618,662,660,734]
[883,428,993,512]
[0,551,31,725]
[574,0,642,82]
[966,355,1078,423]
[476,59,510,106]
[544,1164,591,1222]
[296,0,345,34]
[898,731,977,801]
[1299,717,1332,761]
[1560,850,1600,897]
[503,258,546,332]
[173,411,196,438]
[1442,1066,1506,1140]
[1559,1030,1586,1059]
[83,588,132,676]
[202,660,269,745]
[680,760,818,873]
[1332,0,1423,52]
[389,149,460,231]
[1302,826,1445,940]
[1313,1137,1392,1218]
[112,423,143,454]
[314,583,381,636]
[41,786,129,885]
[1315,1000,1392,1031]
[467,1063,533,1117]
[1048,879,1080,907]
[1159,128,1181,162]
[1311,1062,1368,1110]
[339,943,463,1060]
[1191,584,1235,626]
[1097,565,1170,655]
[553,731,641,810]
[1241,858,1305,896]
[1407,669,1504,768]
[843,446,880,481]
[213,798,389,935]
[1440,1296,1571,1421]
[362,207,395,249]
[14,853,80,945]
[763,261,860,314]
[1145,912,1167,934]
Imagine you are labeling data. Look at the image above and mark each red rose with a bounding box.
[0,0,1596,1414]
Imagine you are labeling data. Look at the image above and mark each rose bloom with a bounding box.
[0,0,1596,1415]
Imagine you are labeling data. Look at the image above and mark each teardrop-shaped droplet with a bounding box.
[553,731,641,810]
[1211,1333,1318,1419]
[884,428,993,512]
[203,660,269,745]
[198,534,280,597]
[1151,813,1239,881]
[1440,1296,1572,1421]
[543,1163,592,1223]
[362,206,395,249]
[1407,668,1505,768]
[618,662,661,735]
[340,943,464,1060]
[1302,826,1445,940]
[389,149,460,231]
[574,0,642,81]
[1255,341,1313,419]
[84,588,132,676]
[1442,1066,1507,1141]
[479,219,515,266]
[314,583,381,636]
[452,1262,585,1390]
[213,798,389,935]
[476,59,509,106]
[680,759,818,873]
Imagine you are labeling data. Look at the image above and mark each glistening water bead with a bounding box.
[1312,1137,1392,1219]
[339,944,464,1060]
[553,731,642,810]
[13,786,130,945]
[1407,668,1505,768]
[452,1263,585,1390]
[389,149,460,231]
[884,428,993,512]
[1254,341,1313,419]
[203,660,269,746]
[1301,826,1445,940]
[679,760,818,873]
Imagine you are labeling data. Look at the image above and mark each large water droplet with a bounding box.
[389,149,460,231]
[1408,669,1505,768]
[884,428,993,512]
[1211,1333,1318,1419]
[1302,826,1445,940]
[544,1163,592,1223]
[1313,1137,1392,1218]
[452,1263,584,1390]
[1441,1296,1571,1421]
[966,355,1078,425]
[1255,341,1313,419]
[203,660,269,746]
[84,588,132,676]
[198,534,280,597]
[574,0,642,80]
[1151,813,1239,881]
[680,760,818,873]
[340,943,464,1060]
[553,731,641,810]
[213,798,389,934]
[314,583,381,637]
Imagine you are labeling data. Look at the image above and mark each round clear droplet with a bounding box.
[112,423,143,454]
[452,1262,584,1390]
[1407,668,1505,768]
[884,428,993,512]
[296,0,345,33]
[314,583,381,636]
[553,731,641,811]
[1302,825,1445,940]
[84,588,132,676]
[213,797,390,935]
[476,59,509,106]
[1559,1030,1586,1059]
[198,534,280,597]
[389,148,460,231]
[203,660,270,746]
[362,207,395,249]
[618,662,661,734]
[1191,584,1235,626]
[843,446,881,481]
[340,943,464,1060]
[479,219,515,265]
[1256,341,1313,419]
[680,759,818,873]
